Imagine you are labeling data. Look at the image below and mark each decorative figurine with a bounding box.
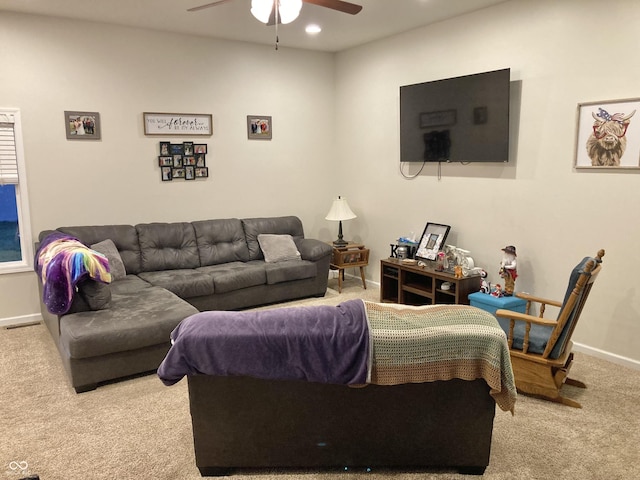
[454,265,463,279]
[479,269,491,294]
[499,245,518,297]
[491,284,504,297]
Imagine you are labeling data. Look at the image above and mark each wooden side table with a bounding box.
[330,243,369,293]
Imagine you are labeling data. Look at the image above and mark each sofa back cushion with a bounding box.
[137,222,200,271]
[56,225,142,274]
[192,218,250,266]
[242,216,305,261]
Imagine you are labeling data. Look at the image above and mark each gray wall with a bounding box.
[334,0,640,366]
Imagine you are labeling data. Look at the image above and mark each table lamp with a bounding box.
[325,195,356,247]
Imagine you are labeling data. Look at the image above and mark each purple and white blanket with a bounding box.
[157,299,371,386]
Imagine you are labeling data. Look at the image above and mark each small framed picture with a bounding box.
[183,141,194,155]
[184,156,196,166]
[159,156,173,167]
[185,166,195,180]
[173,155,183,168]
[172,168,186,179]
[159,141,170,155]
[195,167,209,178]
[170,144,183,155]
[194,144,207,154]
[65,111,101,140]
[247,115,272,140]
[161,166,172,181]
[195,154,206,167]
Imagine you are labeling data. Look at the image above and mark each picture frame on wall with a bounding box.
[161,166,172,181]
[159,156,173,167]
[160,141,170,155]
[185,166,195,180]
[195,167,208,178]
[574,97,640,169]
[194,144,207,154]
[247,115,272,140]
[415,223,451,261]
[143,112,213,136]
[65,111,101,140]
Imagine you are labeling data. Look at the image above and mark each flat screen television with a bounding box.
[400,68,510,163]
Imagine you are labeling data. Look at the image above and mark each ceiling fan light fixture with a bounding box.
[278,0,303,24]
[250,0,273,23]
[251,0,302,25]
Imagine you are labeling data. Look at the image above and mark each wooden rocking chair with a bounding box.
[495,249,604,408]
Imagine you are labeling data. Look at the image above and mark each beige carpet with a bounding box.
[2,280,639,480]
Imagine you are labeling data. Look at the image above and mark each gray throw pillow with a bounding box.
[91,239,127,280]
[257,234,301,263]
[77,279,112,311]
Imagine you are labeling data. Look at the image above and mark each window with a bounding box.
[0,109,33,274]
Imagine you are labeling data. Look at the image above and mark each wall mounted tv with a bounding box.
[400,68,510,163]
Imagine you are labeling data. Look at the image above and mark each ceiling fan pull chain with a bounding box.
[275,0,279,49]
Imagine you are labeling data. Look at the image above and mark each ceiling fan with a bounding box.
[187,0,363,24]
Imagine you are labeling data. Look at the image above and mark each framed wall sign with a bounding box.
[144,112,213,136]
[575,98,640,169]
[65,111,101,140]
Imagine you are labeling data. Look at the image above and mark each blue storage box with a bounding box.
[468,291,527,332]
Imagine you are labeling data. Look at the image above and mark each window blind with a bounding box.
[0,113,19,185]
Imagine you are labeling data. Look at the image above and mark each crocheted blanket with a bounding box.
[36,232,111,315]
[364,301,516,412]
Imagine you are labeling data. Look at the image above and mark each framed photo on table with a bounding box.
[416,223,450,261]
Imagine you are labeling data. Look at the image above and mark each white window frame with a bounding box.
[0,108,34,274]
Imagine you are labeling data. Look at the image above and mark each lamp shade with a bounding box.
[325,196,356,221]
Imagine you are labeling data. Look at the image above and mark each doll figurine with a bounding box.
[499,245,518,296]
[479,269,491,294]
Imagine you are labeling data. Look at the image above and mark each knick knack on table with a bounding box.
[499,245,518,296]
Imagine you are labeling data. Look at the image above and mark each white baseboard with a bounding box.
[573,342,640,371]
[1,313,42,329]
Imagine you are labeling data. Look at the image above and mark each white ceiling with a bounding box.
[0,0,509,52]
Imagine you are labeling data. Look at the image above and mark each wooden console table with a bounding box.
[380,258,480,306]
[330,244,369,293]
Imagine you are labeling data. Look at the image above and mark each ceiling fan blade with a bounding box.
[187,0,235,12]
[302,0,362,15]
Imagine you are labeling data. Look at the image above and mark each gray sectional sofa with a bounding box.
[36,216,332,393]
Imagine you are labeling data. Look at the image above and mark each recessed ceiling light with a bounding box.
[305,24,322,34]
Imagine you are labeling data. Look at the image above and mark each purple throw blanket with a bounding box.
[35,232,111,315]
[157,299,370,386]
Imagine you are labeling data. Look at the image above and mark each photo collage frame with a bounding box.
[159,141,208,181]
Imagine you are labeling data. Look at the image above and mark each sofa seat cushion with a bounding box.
[265,259,317,285]
[198,262,266,294]
[109,275,153,295]
[138,269,214,298]
[60,287,198,359]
